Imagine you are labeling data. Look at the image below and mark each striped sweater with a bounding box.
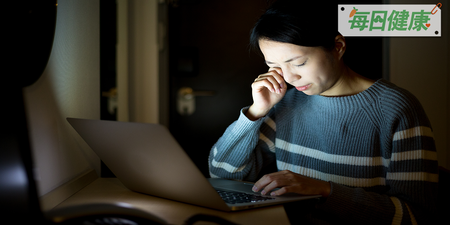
[208,79,438,224]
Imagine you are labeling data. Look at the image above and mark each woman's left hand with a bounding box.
[252,170,331,197]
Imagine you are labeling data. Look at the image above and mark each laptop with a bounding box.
[67,118,321,211]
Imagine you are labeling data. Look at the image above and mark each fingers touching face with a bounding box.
[258,39,341,96]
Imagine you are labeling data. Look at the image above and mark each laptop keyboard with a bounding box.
[216,189,275,204]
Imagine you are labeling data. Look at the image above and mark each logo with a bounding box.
[338,3,442,37]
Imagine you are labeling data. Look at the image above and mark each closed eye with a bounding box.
[296,60,307,67]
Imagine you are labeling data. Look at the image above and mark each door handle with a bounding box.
[102,88,118,116]
[177,87,215,116]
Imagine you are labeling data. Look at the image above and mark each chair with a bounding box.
[438,166,450,223]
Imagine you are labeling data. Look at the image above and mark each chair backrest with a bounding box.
[0,90,44,222]
[1,0,56,222]
[438,166,450,221]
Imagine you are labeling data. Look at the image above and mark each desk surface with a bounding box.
[53,178,291,225]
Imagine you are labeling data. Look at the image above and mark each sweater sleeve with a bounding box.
[208,107,277,181]
[315,88,439,225]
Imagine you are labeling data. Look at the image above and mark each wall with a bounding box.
[23,0,100,196]
[127,0,160,124]
[388,0,449,169]
[117,0,129,122]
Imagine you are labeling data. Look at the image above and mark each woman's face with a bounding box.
[259,39,343,96]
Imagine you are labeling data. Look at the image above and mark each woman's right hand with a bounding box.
[246,68,287,121]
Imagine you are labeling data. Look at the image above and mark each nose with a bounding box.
[282,67,300,84]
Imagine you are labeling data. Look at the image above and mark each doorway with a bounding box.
[167,0,270,177]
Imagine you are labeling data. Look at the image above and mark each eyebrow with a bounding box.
[265,56,304,64]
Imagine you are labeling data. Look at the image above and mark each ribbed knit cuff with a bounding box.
[233,107,266,133]
[315,182,352,213]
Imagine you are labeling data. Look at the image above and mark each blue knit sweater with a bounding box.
[209,79,438,224]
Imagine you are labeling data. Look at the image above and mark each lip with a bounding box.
[295,84,311,91]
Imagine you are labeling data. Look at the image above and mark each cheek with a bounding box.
[314,57,335,78]
[304,62,327,80]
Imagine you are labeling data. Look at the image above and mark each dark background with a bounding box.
[100,0,383,177]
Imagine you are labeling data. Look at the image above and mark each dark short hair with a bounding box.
[250,0,340,53]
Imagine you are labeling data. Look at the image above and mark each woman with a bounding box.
[208,0,438,224]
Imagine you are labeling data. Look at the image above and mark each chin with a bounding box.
[302,90,318,96]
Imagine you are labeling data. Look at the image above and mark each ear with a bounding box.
[334,35,346,60]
